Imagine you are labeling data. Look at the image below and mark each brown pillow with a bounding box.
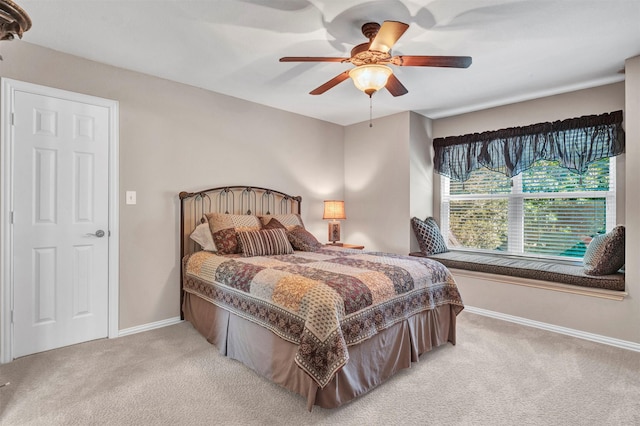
[583,226,625,275]
[287,226,322,252]
[211,227,238,254]
[262,218,286,230]
[259,214,304,230]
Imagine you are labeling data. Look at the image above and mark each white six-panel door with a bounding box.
[11,90,111,358]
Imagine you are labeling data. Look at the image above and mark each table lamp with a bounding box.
[323,200,346,244]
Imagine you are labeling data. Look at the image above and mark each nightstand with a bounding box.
[326,243,365,250]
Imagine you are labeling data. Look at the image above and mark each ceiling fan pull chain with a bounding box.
[369,95,373,128]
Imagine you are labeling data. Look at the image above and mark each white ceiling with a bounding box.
[14,0,640,126]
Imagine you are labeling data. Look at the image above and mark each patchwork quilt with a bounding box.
[183,246,464,388]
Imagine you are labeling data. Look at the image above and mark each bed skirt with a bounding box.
[183,292,457,410]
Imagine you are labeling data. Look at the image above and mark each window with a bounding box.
[440,158,616,260]
[433,111,624,261]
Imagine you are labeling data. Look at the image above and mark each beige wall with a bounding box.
[0,41,344,330]
[343,112,435,254]
[433,82,625,134]
[408,112,435,253]
[431,80,640,344]
[623,55,640,343]
[343,112,411,253]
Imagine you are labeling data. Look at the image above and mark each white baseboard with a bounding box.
[119,309,640,353]
[118,316,183,337]
[464,306,640,353]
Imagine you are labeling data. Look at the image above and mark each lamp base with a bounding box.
[328,221,341,243]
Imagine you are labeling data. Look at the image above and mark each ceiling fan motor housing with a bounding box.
[361,22,381,40]
[350,43,391,65]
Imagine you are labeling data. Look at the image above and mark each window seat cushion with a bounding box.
[409,251,625,291]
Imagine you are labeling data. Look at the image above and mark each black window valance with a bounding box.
[433,110,625,182]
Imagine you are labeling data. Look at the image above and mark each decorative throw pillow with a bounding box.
[259,214,304,230]
[583,225,625,275]
[237,228,294,257]
[287,226,322,251]
[411,217,448,255]
[189,222,217,252]
[212,228,239,255]
[205,213,263,255]
[262,218,286,230]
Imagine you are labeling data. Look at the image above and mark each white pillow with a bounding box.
[189,222,216,252]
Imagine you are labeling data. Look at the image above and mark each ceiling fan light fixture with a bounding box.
[348,64,392,96]
[0,0,31,42]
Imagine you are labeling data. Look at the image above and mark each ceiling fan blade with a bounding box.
[309,71,350,95]
[385,74,408,97]
[280,57,347,63]
[392,55,472,68]
[369,21,409,53]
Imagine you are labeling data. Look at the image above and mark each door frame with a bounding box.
[0,78,119,363]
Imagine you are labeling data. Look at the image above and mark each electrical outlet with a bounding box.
[126,191,136,205]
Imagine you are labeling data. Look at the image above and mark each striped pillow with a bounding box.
[238,228,294,257]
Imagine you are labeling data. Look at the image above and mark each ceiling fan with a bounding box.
[280,20,472,97]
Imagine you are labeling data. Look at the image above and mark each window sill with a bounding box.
[448,268,627,301]
[410,250,625,299]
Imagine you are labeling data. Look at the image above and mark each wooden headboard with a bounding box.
[178,186,302,317]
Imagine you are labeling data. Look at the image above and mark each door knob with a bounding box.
[86,230,105,238]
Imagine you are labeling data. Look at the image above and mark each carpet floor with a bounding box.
[1,311,639,425]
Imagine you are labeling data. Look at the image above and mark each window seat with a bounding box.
[409,251,625,292]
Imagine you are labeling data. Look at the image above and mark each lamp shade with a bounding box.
[323,200,346,220]
[348,64,393,96]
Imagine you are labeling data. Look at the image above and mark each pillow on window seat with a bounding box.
[583,225,625,275]
[411,217,448,255]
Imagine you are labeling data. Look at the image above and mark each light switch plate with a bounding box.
[126,191,136,205]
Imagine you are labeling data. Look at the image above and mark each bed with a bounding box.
[179,186,464,410]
